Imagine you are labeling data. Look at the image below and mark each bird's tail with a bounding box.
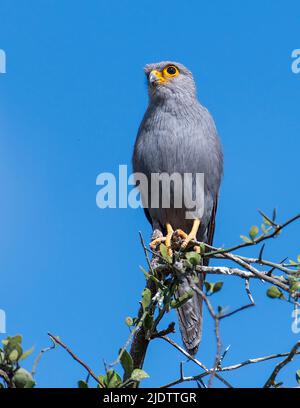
[176,273,203,355]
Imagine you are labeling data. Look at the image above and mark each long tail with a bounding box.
[176,273,204,355]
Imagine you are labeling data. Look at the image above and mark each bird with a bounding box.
[132,61,223,355]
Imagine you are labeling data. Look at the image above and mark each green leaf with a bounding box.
[205,281,223,295]
[19,347,34,361]
[0,350,4,364]
[98,375,106,388]
[2,335,22,348]
[8,335,22,345]
[141,288,152,311]
[289,280,300,294]
[261,223,268,234]
[297,255,300,263]
[185,251,201,266]
[296,369,300,384]
[104,370,122,388]
[119,349,134,380]
[3,335,23,362]
[130,368,149,382]
[160,243,168,258]
[24,380,36,388]
[249,226,259,241]
[8,349,20,362]
[199,243,206,254]
[171,289,194,309]
[78,380,88,388]
[240,235,252,244]
[205,282,213,293]
[13,368,35,388]
[267,286,285,300]
[212,282,224,294]
[125,316,134,327]
[159,244,172,264]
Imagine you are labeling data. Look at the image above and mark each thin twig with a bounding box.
[202,213,300,258]
[220,279,255,319]
[264,341,300,388]
[47,333,102,387]
[159,335,233,388]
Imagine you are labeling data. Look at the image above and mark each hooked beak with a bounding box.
[149,70,166,86]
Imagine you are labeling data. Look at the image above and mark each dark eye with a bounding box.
[167,66,177,75]
[163,65,180,78]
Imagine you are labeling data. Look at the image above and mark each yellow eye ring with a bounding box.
[163,65,179,78]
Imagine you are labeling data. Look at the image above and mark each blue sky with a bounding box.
[0,0,300,388]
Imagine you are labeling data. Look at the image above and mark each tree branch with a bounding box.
[264,341,300,388]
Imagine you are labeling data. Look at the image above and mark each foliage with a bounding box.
[1,209,300,388]
[0,335,35,388]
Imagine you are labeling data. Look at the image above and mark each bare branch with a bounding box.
[158,335,233,388]
[47,333,102,387]
[264,341,300,388]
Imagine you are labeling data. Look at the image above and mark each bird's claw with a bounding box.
[176,219,201,252]
[150,236,166,250]
[181,234,197,250]
[150,223,174,257]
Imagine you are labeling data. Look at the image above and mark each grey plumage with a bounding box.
[133,61,223,354]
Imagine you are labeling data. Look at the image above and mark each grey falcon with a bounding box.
[132,61,223,355]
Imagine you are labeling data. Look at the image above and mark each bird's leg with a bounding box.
[149,223,174,256]
[181,218,201,250]
[165,223,174,256]
[174,229,188,239]
[149,234,166,249]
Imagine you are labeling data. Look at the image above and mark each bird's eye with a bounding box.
[164,65,179,78]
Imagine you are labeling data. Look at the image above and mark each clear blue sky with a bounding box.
[0,0,300,388]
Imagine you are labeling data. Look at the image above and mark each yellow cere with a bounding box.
[150,65,180,85]
[150,70,166,84]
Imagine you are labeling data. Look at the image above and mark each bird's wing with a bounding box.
[203,198,218,266]
[143,207,153,227]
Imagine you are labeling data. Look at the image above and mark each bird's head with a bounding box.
[144,61,196,101]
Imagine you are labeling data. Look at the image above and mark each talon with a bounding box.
[174,229,188,240]
[181,219,201,250]
[149,223,174,257]
[165,223,174,257]
[150,236,166,249]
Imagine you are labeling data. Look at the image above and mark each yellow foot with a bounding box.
[150,236,166,250]
[181,219,201,250]
[150,223,174,257]
[165,223,174,257]
[174,229,188,240]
